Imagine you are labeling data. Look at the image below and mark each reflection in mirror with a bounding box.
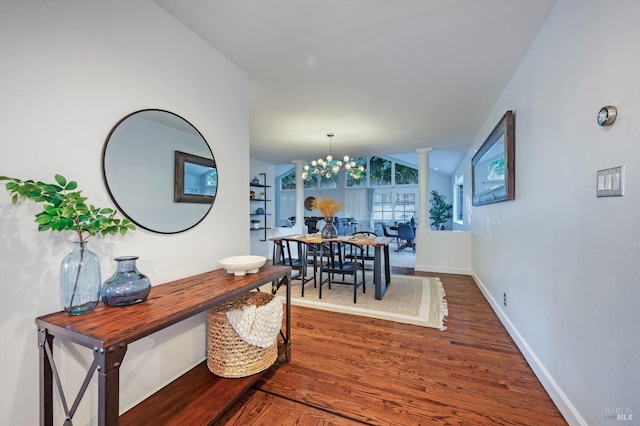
[174,151,217,203]
[471,111,515,206]
[103,109,216,234]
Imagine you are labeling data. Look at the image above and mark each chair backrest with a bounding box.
[352,231,377,237]
[274,238,307,268]
[351,231,377,257]
[381,223,394,237]
[306,241,335,257]
[310,217,318,233]
[397,223,415,239]
[322,240,365,272]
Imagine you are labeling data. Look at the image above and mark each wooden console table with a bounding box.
[36,264,291,425]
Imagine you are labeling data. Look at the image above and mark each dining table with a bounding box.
[271,234,394,300]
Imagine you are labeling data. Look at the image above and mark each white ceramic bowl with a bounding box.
[219,255,267,276]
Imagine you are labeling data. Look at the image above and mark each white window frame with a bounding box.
[453,175,464,225]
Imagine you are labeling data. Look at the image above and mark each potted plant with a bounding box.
[0,174,135,315]
[428,190,453,230]
[251,219,261,229]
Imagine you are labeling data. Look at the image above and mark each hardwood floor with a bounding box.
[213,269,567,425]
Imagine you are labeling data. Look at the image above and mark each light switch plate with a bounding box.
[597,166,624,197]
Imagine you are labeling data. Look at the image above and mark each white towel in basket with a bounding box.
[226,296,283,348]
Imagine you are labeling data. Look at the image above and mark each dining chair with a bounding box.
[345,231,377,271]
[381,223,400,248]
[305,241,336,277]
[318,240,366,303]
[305,216,321,233]
[396,223,416,253]
[273,238,316,297]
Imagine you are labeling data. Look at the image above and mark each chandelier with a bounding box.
[302,133,365,180]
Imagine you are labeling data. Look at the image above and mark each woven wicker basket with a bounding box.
[207,292,278,378]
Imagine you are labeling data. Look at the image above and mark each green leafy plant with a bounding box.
[429,190,453,230]
[0,174,135,242]
[1,174,136,314]
[251,219,261,224]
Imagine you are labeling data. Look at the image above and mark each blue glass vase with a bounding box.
[60,242,101,315]
[101,256,151,307]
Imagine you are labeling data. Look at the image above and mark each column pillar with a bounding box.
[416,148,432,230]
[292,160,307,229]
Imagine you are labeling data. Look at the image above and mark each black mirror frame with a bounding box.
[174,150,217,204]
[471,110,515,206]
[102,109,217,234]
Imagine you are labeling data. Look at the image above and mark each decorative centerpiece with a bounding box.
[0,174,135,315]
[312,198,342,238]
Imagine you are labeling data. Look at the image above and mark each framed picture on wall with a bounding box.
[471,110,515,206]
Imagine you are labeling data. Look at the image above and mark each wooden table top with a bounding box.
[35,265,291,348]
[271,234,394,247]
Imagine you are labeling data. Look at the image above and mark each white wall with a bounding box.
[454,0,640,424]
[0,2,249,424]
[415,228,471,275]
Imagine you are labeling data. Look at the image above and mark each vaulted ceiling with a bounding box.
[155,0,557,174]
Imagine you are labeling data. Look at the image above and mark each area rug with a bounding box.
[276,274,448,330]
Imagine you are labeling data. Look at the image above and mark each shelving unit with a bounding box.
[250,172,271,241]
[36,265,291,425]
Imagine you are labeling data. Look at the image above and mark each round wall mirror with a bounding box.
[102,109,217,234]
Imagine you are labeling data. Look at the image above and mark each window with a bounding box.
[372,191,416,223]
[278,192,296,226]
[304,174,318,189]
[281,171,296,190]
[346,157,368,187]
[280,169,320,190]
[395,163,419,185]
[370,156,392,186]
[394,192,416,223]
[319,173,339,189]
[453,175,464,224]
[372,193,393,224]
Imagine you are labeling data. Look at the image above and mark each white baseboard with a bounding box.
[471,273,587,426]
[414,264,472,275]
